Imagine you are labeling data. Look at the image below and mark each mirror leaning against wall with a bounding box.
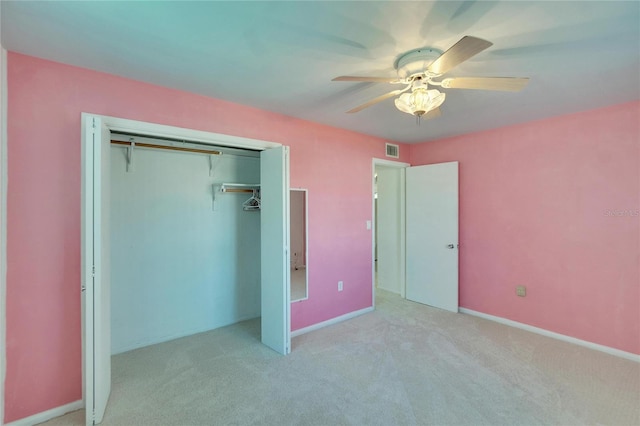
[290,189,308,301]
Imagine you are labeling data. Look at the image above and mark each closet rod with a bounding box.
[223,188,255,193]
[111,140,221,155]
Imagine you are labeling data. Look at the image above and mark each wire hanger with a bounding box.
[242,189,261,211]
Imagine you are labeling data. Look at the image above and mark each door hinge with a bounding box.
[92,266,96,277]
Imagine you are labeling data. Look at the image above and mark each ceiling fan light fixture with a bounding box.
[333,36,529,116]
[394,88,446,117]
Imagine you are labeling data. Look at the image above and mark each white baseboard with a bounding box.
[460,308,640,363]
[291,306,374,338]
[6,400,83,426]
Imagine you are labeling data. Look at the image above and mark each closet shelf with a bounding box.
[212,183,261,211]
[220,183,260,193]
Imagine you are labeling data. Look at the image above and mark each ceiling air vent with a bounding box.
[386,143,399,158]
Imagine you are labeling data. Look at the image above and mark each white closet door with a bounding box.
[260,146,291,354]
[82,114,111,425]
[406,162,459,312]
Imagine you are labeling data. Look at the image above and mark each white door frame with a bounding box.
[81,113,287,417]
[371,158,409,307]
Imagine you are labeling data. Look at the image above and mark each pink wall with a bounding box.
[6,51,638,424]
[5,52,409,423]
[410,101,640,355]
[0,44,5,426]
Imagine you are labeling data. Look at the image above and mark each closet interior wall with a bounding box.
[110,137,261,354]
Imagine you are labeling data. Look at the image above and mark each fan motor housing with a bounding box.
[395,48,443,80]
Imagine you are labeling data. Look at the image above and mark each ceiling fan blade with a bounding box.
[428,36,493,75]
[347,89,404,113]
[333,76,399,83]
[442,77,530,91]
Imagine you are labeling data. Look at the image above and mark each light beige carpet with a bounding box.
[42,290,639,425]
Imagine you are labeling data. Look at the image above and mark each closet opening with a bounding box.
[82,113,291,424]
[109,132,263,355]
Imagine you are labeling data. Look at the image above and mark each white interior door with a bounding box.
[405,162,459,312]
[260,146,291,354]
[81,114,111,425]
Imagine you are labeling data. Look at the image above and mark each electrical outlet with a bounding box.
[516,285,526,297]
[338,281,344,292]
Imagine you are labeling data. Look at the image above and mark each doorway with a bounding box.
[371,158,459,311]
[372,159,409,304]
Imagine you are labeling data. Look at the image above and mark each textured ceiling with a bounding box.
[2,1,639,143]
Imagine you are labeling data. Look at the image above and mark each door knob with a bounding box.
[446,244,455,249]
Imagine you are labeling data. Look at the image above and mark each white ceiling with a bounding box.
[2,1,639,143]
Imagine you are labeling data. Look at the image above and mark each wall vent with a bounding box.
[385,143,399,158]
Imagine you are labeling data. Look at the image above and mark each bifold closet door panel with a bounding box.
[110,145,261,354]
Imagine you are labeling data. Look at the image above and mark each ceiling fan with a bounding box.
[332,36,529,119]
